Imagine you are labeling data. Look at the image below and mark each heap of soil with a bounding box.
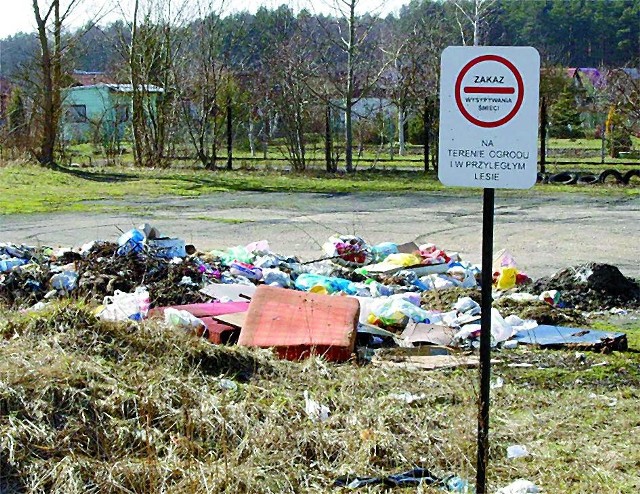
[421,287,481,311]
[531,263,640,311]
[75,242,212,307]
[0,243,214,309]
[493,298,586,326]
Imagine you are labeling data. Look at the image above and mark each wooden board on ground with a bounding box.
[213,311,248,329]
[372,354,500,371]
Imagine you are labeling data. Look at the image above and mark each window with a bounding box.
[67,104,87,123]
[115,105,129,123]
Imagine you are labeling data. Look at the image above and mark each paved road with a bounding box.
[2,190,639,280]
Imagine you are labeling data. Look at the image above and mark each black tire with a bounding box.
[536,172,549,184]
[599,169,624,184]
[576,173,599,185]
[549,171,578,185]
[622,169,640,186]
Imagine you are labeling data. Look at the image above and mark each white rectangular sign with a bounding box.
[438,46,540,189]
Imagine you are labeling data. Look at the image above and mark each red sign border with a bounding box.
[454,54,524,128]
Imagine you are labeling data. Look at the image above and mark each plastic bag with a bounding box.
[263,268,292,287]
[370,242,398,262]
[229,261,263,280]
[385,253,422,267]
[50,271,78,291]
[322,235,371,268]
[368,296,431,327]
[210,246,253,266]
[245,239,270,253]
[294,273,357,295]
[453,296,481,315]
[303,390,330,422]
[496,479,540,494]
[496,267,518,290]
[491,308,514,342]
[164,308,206,331]
[99,287,150,321]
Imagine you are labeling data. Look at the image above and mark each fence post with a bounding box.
[423,96,430,172]
[226,94,233,171]
[539,96,547,175]
[601,118,606,164]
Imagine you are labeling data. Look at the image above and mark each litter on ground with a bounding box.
[1,226,638,361]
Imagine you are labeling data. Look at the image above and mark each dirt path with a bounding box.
[2,190,639,280]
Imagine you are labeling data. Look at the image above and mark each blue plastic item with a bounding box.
[441,475,475,492]
[0,258,27,272]
[294,273,357,295]
[371,242,398,262]
[117,229,145,256]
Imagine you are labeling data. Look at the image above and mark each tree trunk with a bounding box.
[129,0,144,167]
[325,102,334,172]
[398,106,405,156]
[344,0,356,173]
[226,93,233,170]
[539,96,547,174]
[33,0,59,167]
[423,97,430,172]
[262,116,269,160]
[248,120,256,157]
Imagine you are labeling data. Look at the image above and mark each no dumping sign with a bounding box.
[439,46,540,189]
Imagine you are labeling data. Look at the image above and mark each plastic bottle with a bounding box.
[117,229,145,256]
[135,286,150,320]
[229,261,263,280]
[442,475,475,493]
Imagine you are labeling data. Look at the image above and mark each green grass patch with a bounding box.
[0,162,638,216]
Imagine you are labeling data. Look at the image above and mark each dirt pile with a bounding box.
[0,242,212,308]
[75,242,209,307]
[531,263,640,311]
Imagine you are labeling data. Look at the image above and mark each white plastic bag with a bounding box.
[496,479,540,494]
[164,308,206,331]
[99,287,150,322]
[304,390,330,422]
[491,308,514,343]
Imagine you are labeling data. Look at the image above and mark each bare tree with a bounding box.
[174,6,228,169]
[30,0,82,166]
[383,2,451,168]
[123,0,190,167]
[450,0,496,46]
[309,0,387,172]
[268,31,318,171]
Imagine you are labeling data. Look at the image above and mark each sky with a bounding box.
[0,0,411,38]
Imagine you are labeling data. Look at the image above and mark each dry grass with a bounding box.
[1,303,639,493]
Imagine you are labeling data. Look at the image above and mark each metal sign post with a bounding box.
[438,46,540,494]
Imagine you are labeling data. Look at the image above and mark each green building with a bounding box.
[62,83,164,144]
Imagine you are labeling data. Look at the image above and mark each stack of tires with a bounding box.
[537,169,639,186]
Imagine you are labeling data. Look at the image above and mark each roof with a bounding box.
[71,71,115,86]
[104,83,164,93]
[621,68,640,80]
[567,67,606,89]
[68,83,164,93]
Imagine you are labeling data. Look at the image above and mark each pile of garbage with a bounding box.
[1,225,636,359]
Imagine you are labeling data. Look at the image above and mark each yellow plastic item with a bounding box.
[496,267,518,290]
[385,253,422,267]
[309,285,329,295]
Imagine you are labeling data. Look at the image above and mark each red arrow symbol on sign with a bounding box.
[463,86,515,94]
